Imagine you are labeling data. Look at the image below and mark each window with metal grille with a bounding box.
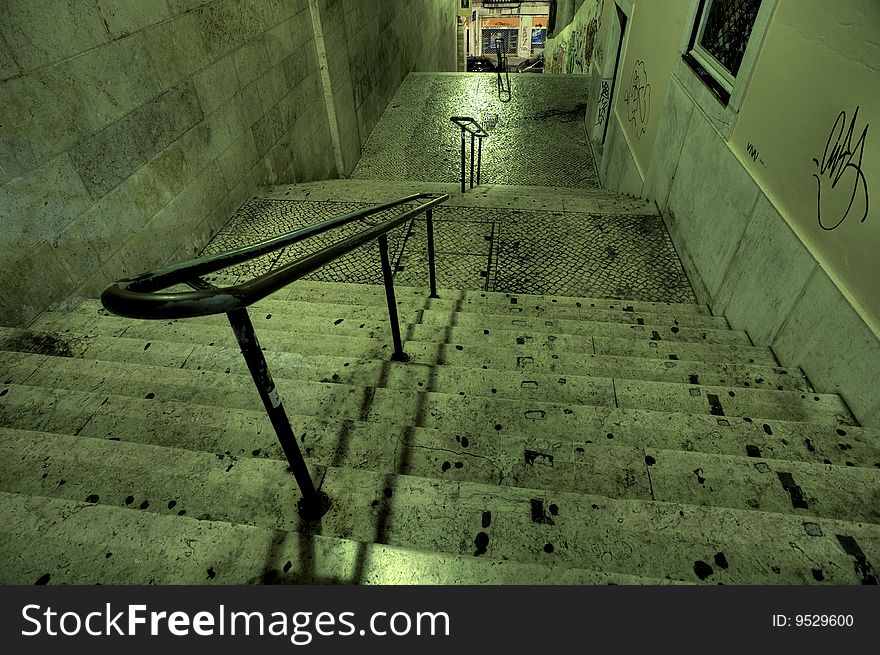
[684,0,762,104]
[482,29,518,55]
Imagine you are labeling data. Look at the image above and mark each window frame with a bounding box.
[681,0,775,111]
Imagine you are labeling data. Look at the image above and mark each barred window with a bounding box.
[699,0,761,76]
[684,0,763,104]
[482,29,518,55]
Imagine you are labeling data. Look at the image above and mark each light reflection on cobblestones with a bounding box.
[204,199,695,302]
[351,73,600,189]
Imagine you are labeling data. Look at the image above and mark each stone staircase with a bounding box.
[2,279,879,585]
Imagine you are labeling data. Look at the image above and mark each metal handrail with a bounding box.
[101,192,449,521]
[102,193,445,319]
[495,38,511,103]
[450,116,489,193]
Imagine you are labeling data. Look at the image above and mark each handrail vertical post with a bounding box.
[476,136,483,186]
[226,308,329,521]
[469,133,475,189]
[426,208,438,299]
[378,234,408,362]
[459,126,466,193]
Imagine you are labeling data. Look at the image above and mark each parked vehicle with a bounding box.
[467,56,498,73]
[515,55,544,73]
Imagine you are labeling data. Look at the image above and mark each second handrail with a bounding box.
[450,116,489,193]
[495,38,511,103]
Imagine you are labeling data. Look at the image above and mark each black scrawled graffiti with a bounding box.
[623,60,651,139]
[747,142,759,162]
[595,79,610,127]
[811,106,870,231]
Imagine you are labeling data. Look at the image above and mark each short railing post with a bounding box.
[226,308,329,521]
[378,234,408,362]
[476,136,483,186]
[459,126,466,193]
[469,132,475,189]
[426,208,438,299]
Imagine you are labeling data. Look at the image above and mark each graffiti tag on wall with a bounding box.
[593,41,605,69]
[565,17,599,74]
[595,79,610,127]
[746,142,759,162]
[591,0,605,67]
[623,59,651,140]
[811,106,870,231]
[547,47,566,74]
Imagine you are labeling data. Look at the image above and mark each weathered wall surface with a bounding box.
[643,72,880,428]
[0,0,334,326]
[548,0,589,38]
[545,0,603,75]
[0,0,456,327]
[545,0,880,426]
[313,0,457,175]
[611,0,690,178]
[633,0,880,427]
[728,0,880,333]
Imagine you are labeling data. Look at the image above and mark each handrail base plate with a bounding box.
[297,491,331,522]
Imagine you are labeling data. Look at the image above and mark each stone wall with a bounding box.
[595,0,880,427]
[634,71,880,428]
[0,0,333,326]
[544,0,602,75]
[548,0,588,37]
[0,0,456,326]
[313,0,457,175]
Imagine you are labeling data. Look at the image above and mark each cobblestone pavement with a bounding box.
[351,73,600,189]
[204,72,695,302]
[204,198,695,303]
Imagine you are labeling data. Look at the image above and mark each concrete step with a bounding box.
[200,281,722,327]
[134,333,813,392]
[2,354,375,424]
[1,348,850,426]
[75,297,431,332]
[3,361,874,473]
[27,312,775,367]
[23,313,398,360]
[4,383,878,525]
[644,448,880,524]
[6,379,877,473]
[204,276,431,307]
[421,307,733,338]
[0,326,809,393]
[0,491,673,585]
[5,389,879,530]
[443,183,659,213]
[457,289,711,316]
[75,297,735,339]
[413,340,808,391]
[412,325,775,365]
[80,293,732,331]
[204,278,712,317]
[413,322,752,350]
[368,387,868,448]
[1,430,876,584]
[30,311,401,344]
[6,408,877,525]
